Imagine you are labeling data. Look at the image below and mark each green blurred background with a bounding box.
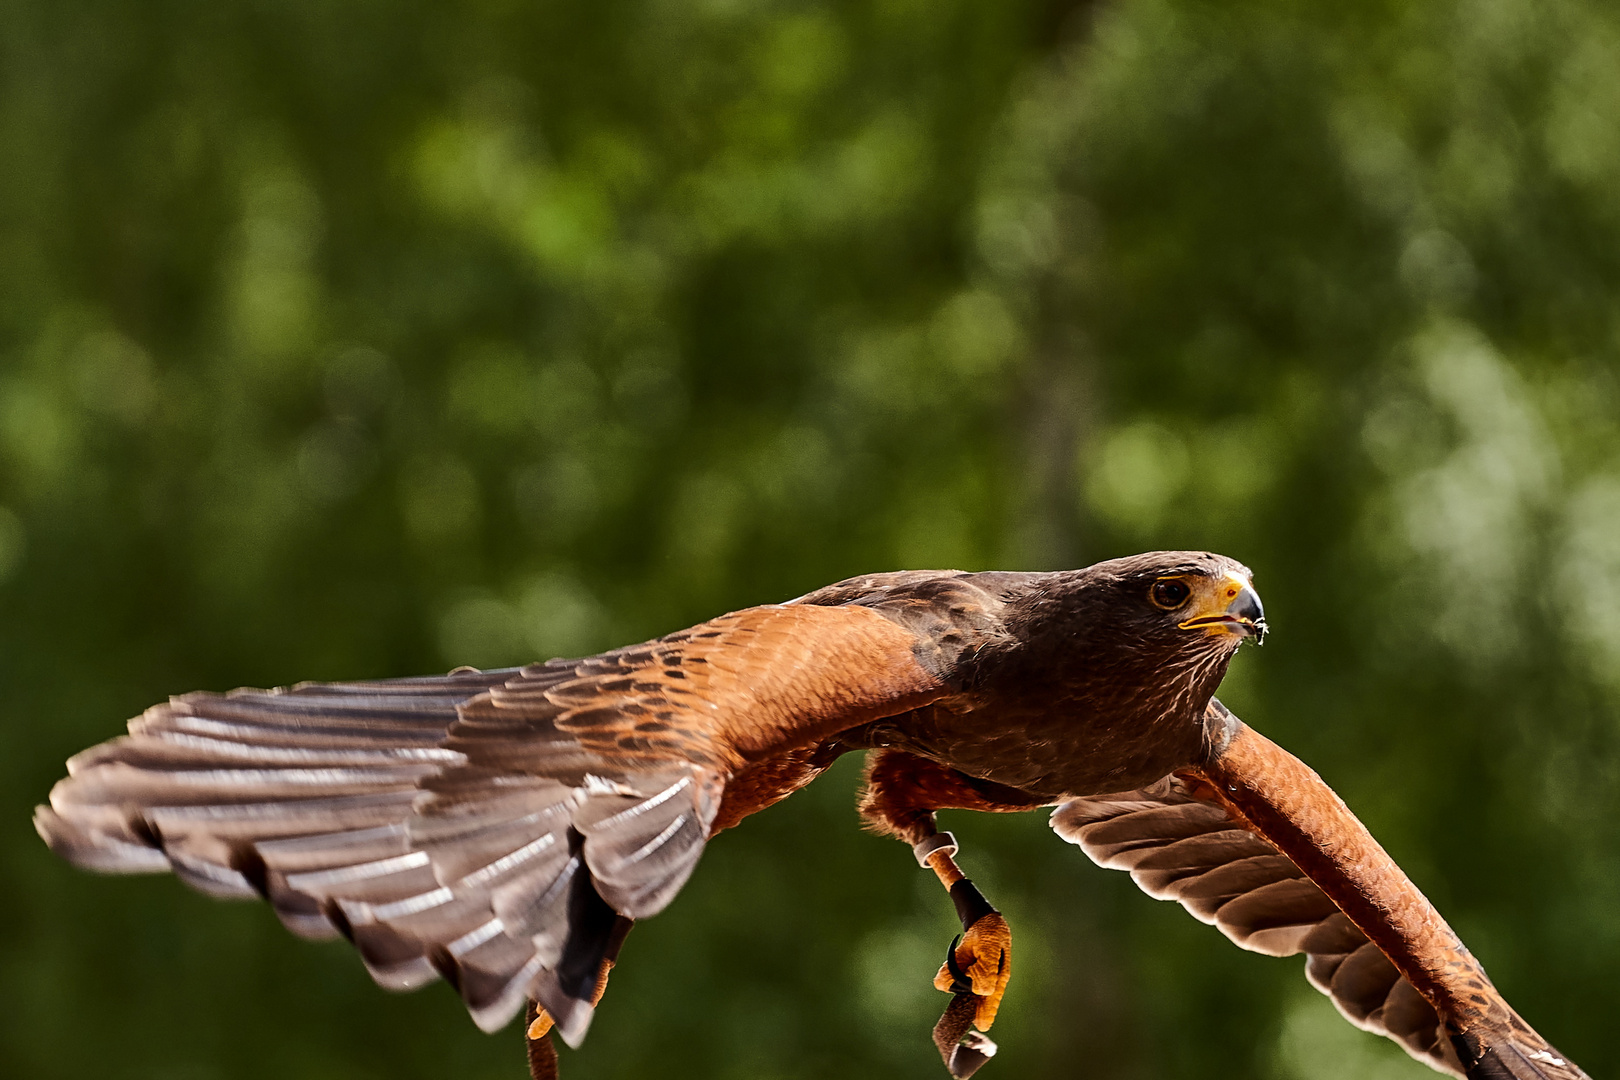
[4,0,1618,1077]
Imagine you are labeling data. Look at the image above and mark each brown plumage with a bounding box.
[34,551,1586,1079]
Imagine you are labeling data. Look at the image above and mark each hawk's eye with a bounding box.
[1150,579,1191,609]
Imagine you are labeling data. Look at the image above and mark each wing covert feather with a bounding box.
[36,601,945,1042]
[1054,764,1587,1080]
[1052,777,1468,1076]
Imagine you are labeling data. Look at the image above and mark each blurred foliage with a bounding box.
[3,0,1619,1078]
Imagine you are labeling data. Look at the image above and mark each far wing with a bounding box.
[1052,703,1588,1080]
[36,602,945,1045]
[1053,776,1464,1075]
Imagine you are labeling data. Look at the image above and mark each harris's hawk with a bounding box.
[35,551,1586,1079]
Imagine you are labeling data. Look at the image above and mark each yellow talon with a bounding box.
[934,912,1013,1029]
[526,1009,555,1040]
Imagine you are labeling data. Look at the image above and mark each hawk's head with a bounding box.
[1077,550,1265,648]
[1000,551,1266,724]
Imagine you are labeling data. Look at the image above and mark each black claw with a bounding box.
[942,935,974,996]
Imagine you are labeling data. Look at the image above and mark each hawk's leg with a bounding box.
[524,916,634,1080]
[859,749,1046,1074]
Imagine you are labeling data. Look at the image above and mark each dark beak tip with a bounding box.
[1227,585,1266,643]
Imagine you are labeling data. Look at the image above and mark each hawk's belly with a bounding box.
[865,701,1208,800]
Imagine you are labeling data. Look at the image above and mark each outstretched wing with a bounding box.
[1053,776,1466,1075]
[1053,709,1587,1080]
[36,601,944,1045]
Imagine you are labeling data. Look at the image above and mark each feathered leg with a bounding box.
[859,750,1046,1077]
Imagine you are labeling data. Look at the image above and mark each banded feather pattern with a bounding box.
[35,665,722,1043]
[1054,776,1563,1078]
[36,556,1587,1080]
[35,599,946,1046]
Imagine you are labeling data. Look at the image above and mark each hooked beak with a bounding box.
[1178,572,1267,643]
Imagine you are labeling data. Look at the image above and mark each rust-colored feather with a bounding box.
[35,600,947,1046]
[1052,703,1585,1080]
[1053,774,1465,1074]
[34,555,1586,1080]
[1193,710,1584,1080]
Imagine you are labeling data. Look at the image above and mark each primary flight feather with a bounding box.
[36,552,1585,1079]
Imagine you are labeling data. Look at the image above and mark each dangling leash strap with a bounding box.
[524,1000,560,1080]
[932,990,997,1079]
